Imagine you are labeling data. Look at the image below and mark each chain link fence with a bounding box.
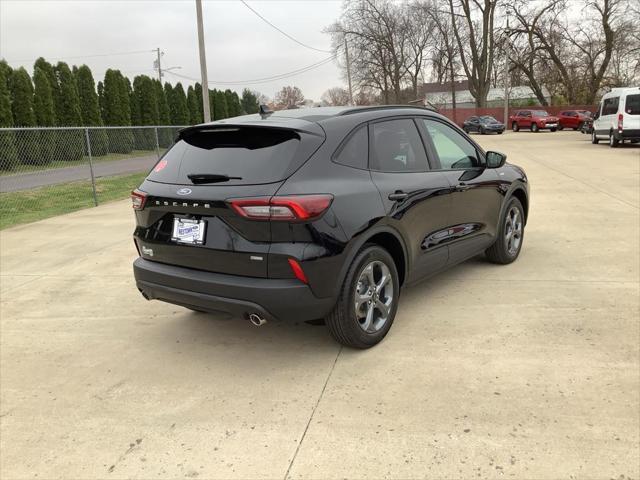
[0,125,186,229]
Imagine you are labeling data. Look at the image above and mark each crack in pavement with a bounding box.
[283,345,342,480]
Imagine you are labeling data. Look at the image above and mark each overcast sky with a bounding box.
[0,0,345,100]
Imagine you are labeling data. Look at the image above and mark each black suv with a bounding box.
[132,106,529,348]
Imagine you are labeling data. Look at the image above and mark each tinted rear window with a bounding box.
[147,127,321,185]
[625,94,640,115]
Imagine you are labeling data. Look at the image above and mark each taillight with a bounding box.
[131,189,147,210]
[227,194,333,221]
[287,258,308,284]
[618,113,623,132]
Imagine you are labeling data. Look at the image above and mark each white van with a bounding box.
[592,87,640,147]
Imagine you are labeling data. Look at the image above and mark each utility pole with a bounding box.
[195,0,211,123]
[344,36,354,105]
[503,13,510,125]
[155,48,163,83]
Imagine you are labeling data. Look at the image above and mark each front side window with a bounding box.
[421,119,481,170]
[370,119,428,172]
[625,94,640,115]
[333,126,368,169]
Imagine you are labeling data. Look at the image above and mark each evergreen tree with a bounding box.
[194,82,204,123]
[154,79,172,147]
[208,88,215,120]
[10,67,40,164]
[213,89,228,120]
[132,75,158,149]
[169,82,189,125]
[224,89,241,117]
[53,62,83,160]
[34,58,57,119]
[187,86,200,124]
[0,62,18,170]
[33,67,56,163]
[75,65,107,155]
[102,69,133,153]
[97,81,105,123]
[241,88,259,114]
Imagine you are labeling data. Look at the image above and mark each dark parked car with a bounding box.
[462,115,505,134]
[132,106,529,348]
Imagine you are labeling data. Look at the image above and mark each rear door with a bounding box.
[418,118,502,264]
[368,118,453,281]
[134,125,324,278]
[622,93,640,131]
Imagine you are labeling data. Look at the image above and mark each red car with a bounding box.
[557,110,592,130]
[509,110,559,132]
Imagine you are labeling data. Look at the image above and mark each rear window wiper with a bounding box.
[187,173,243,184]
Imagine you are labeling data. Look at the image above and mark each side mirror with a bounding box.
[486,151,507,169]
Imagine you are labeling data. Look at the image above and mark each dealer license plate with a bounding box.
[172,218,206,245]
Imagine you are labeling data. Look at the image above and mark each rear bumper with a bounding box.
[620,129,640,140]
[133,257,336,321]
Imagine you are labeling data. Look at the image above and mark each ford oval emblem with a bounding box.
[177,188,192,196]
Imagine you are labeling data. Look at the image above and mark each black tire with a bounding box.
[512,122,519,132]
[325,245,400,349]
[485,197,525,265]
[498,131,503,134]
[550,128,557,132]
[480,126,486,135]
[609,132,619,148]
[531,123,539,133]
[573,126,578,131]
[558,125,564,131]
[592,130,599,144]
[463,126,469,134]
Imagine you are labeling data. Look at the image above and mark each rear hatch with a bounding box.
[133,121,324,278]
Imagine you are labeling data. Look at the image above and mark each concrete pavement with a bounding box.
[0,131,638,479]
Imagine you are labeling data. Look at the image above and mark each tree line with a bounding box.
[327,0,639,107]
[0,58,262,169]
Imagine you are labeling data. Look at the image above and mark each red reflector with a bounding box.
[131,189,147,210]
[618,113,623,131]
[227,194,333,221]
[288,258,308,284]
[154,159,168,172]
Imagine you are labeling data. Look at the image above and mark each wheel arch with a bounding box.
[335,225,409,297]
[511,187,529,223]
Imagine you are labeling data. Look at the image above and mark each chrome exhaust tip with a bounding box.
[248,313,267,327]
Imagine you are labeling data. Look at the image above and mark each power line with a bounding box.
[239,0,334,53]
[7,49,155,63]
[164,54,337,86]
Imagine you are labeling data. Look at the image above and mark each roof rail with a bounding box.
[338,105,437,116]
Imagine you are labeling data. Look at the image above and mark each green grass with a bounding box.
[0,172,147,230]
[0,149,162,177]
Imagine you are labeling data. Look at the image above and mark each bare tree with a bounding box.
[274,86,304,109]
[321,87,351,106]
[510,0,633,104]
[448,0,499,107]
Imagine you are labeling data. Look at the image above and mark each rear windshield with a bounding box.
[480,116,498,122]
[625,94,640,115]
[147,127,321,185]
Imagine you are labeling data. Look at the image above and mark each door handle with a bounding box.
[388,191,408,201]
[456,182,471,192]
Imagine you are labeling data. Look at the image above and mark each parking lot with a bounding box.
[0,130,638,479]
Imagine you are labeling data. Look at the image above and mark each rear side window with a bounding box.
[370,119,428,172]
[147,127,321,185]
[602,97,619,116]
[625,94,640,115]
[333,126,368,169]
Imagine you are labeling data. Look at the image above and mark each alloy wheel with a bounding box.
[504,206,523,256]
[354,261,394,334]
